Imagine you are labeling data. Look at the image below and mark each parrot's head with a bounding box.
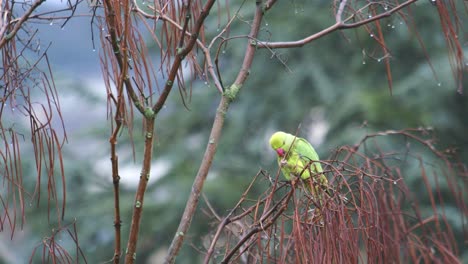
[269,131,287,157]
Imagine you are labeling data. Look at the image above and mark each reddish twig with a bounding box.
[257,0,418,49]
[0,0,46,49]
[203,170,264,263]
[220,188,294,263]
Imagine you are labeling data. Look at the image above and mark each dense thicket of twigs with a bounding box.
[204,129,467,263]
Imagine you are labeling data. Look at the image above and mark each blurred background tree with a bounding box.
[0,0,466,263]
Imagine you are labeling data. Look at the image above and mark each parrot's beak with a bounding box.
[276,148,285,157]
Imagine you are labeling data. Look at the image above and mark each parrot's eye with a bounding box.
[276,148,285,157]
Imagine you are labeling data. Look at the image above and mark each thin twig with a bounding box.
[136,6,223,93]
[203,170,263,263]
[103,0,145,114]
[153,0,218,114]
[220,188,294,264]
[335,0,348,23]
[0,0,46,49]
[257,0,418,49]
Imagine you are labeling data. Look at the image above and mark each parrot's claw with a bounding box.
[279,159,287,167]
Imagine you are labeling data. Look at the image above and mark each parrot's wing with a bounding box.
[282,134,319,161]
[294,138,323,172]
[293,137,329,186]
[295,138,320,161]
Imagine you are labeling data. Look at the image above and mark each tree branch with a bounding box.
[335,0,348,23]
[124,115,155,263]
[153,0,218,114]
[164,0,270,263]
[109,121,122,264]
[257,0,418,49]
[135,5,224,93]
[103,0,145,114]
[164,95,230,264]
[0,0,45,49]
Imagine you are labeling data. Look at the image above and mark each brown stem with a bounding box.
[164,1,268,263]
[105,0,130,260]
[0,0,46,49]
[153,0,217,114]
[109,83,125,263]
[109,122,122,263]
[164,95,230,264]
[177,0,192,49]
[105,0,218,261]
[103,0,145,114]
[124,116,155,263]
[335,0,348,23]
[135,7,223,93]
[257,0,418,49]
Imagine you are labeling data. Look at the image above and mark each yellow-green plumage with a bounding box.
[269,131,328,192]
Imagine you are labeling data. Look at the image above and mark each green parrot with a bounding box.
[269,131,328,196]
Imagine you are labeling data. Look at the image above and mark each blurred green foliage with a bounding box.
[12,1,467,263]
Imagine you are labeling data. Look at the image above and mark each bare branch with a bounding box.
[153,0,218,114]
[109,120,123,263]
[258,0,418,49]
[335,0,348,23]
[135,5,223,93]
[103,0,145,114]
[0,0,45,49]
[164,0,276,262]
